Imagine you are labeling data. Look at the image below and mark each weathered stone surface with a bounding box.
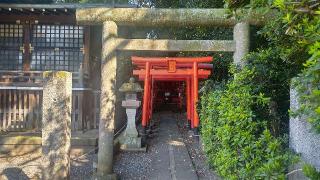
[290,84,320,173]
[119,77,143,93]
[120,107,142,150]
[115,39,235,52]
[122,100,140,108]
[42,71,72,180]
[76,8,274,27]
[233,22,250,66]
[119,78,143,151]
[115,52,133,134]
[97,21,118,178]
[122,107,139,137]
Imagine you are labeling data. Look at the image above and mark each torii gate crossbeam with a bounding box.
[132,56,213,135]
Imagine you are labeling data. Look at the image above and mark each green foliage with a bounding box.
[63,0,128,3]
[239,0,320,136]
[0,0,53,3]
[149,0,225,8]
[200,0,318,178]
[200,66,294,179]
[294,41,320,133]
[224,0,270,9]
[302,164,320,180]
[283,0,320,133]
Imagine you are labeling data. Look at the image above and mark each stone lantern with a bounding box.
[119,77,144,151]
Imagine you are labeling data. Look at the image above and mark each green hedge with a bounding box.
[200,67,294,179]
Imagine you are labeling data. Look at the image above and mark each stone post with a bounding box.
[42,71,72,180]
[96,21,118,179]
[119,77,144,151]
[233,22,250,67]
[288,82,320,179]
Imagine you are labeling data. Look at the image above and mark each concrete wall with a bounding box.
[290,84,320,172]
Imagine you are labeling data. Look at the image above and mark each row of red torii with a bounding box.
[132,56,213,134]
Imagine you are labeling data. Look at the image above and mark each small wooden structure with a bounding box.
[0,3,101,132]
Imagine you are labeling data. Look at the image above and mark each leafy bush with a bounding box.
[199,0,319,178]
[284,2,320,133]
[200,66,294,179]
[303,164,320,180]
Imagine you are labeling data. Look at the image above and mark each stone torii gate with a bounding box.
[76,7,270,179]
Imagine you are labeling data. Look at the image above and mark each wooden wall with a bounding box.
[0,89,98,132]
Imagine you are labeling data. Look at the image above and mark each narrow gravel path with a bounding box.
[114,112,218,180]
[175,113,220,180]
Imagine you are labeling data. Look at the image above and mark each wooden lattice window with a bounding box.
[0,24,23,70]
[31,25,84,72]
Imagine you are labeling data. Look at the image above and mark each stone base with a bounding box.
[92,173,118,180]
[119,136,145,151]
[120,146,147,152]
[187,130,194,137]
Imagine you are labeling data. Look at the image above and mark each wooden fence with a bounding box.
[0,89,41,132]
[0,70,99,132]
[0,89,99,132]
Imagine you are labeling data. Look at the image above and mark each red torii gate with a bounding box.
[132,56,213,134]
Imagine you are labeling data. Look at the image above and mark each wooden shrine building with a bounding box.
[0,3,129,132]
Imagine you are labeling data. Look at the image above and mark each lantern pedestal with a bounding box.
[119,78,146,152]
[119,100,145,151]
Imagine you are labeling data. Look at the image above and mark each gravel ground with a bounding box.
[0,150,96,180]
[0,112,219,180]
[113,147,153,179]
[114,112,219,180]
[0,152,43,179]
[113,122,159,179]
[175,113,220,180]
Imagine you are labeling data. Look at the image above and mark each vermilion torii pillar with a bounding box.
[186,77,191,127]
[132,56,212,134]
[142,62,150,128]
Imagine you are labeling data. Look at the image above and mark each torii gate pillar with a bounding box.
[96,21,118,180]
[233,22,250,66]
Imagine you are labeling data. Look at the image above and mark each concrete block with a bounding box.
[290,84,320,173]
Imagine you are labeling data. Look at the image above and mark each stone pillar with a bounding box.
[42,71,72,180]
[289,83,320,179]
[97,21,118,179]
[233,22,250,67]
